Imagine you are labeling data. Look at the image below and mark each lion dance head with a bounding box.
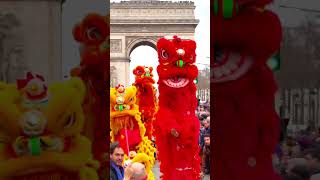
[133,66,155,85]
[212,0,282,83]
[157,35,198,91]
[0,75,99,179]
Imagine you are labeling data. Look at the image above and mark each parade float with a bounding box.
[110,84,156,179]
[154,35,201,179]
[0,73,99,179]
[212,0,282,180]
[132,66,158,139]
[71,13,109,177]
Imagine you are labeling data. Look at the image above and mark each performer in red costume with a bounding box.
[71,13,109,178]
[133,66,157,139]
[154,36,201,180]
[212,0,282,180]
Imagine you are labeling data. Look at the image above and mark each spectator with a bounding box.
[281,157,309,179]
[315,128,320,143]
[289,165,310,180]
[124,162,147,180]
[283,176,304,180]
[298,130,314,151]
[199,118,210,150]
[286,158,307,175]
[272,148,281,175]
[283,136,301,158]
[304,148,320,180]
[275,143,282,160]
[201,113,208,120]
[198,106,209,119]
[201,134,210,175]
[284,168,309,180]
[110,141,125,180]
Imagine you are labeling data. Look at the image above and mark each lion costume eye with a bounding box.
[86,27,101,40]
[64,112,76,128]
[190,55,194,61]
[161,49,169,60]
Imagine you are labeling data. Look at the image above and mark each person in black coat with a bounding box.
[202,134,211,175]
[199,118,210,149]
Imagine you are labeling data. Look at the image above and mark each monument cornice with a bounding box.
[110,7,196,19]
[111,25,197,33]
[111,1,195,9]
[110,57,131,62]
[110,19,199,24]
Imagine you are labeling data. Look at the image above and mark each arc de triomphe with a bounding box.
[110,0,198,87]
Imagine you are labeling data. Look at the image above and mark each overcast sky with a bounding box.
[62,0,108,79]
[270,0,320,27]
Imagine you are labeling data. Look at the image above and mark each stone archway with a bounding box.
[110,0,198,86]
[126,37,157,57]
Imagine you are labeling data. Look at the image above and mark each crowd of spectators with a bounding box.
[273,127,320,180]
[197,104,211,177]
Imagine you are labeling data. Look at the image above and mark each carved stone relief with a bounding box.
[0,13,26,83]
[110,65,118,87]
[110,39,122,53]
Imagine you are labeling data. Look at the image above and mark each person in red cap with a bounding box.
[212,0,282,180]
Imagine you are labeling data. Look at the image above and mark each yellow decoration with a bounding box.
[0,78,99,179]
[110,85,156,179]
[132,153,155,180]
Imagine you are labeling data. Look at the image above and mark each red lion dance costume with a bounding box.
[154,36,201,180]
[133,66,157,139]
[213,0,282,180]
[71,13,109,178]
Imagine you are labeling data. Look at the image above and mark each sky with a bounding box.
[61,0,108,79]
[270,0,320,27]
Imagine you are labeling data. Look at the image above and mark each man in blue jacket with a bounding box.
[110,141,125,180]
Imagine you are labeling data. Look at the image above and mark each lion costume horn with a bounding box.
[213,0,274,19]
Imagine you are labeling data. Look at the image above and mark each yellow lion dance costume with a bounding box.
[0,75,99,180]
[110,84,156,179]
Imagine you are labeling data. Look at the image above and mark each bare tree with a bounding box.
[197,67,209,89]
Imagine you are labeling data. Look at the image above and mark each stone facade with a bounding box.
[110,0,198,87]
[0,0,62,83]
